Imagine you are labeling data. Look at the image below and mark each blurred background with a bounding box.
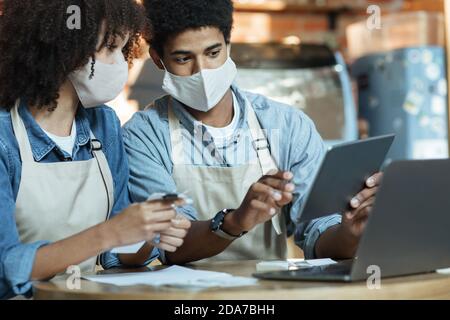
[115,0,449,166]
[0,0,448,161]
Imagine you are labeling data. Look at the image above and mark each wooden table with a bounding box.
[33,260,450,300]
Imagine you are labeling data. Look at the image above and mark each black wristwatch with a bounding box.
[210,209,248,241]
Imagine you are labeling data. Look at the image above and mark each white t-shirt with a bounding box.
[203,92,240,148]
[43,121,77,156]
[183,92,258,166]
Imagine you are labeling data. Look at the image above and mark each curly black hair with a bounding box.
[143,0,234,56]
[0,0,146,110]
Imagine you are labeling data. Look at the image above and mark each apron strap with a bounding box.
[90,133,115,220]
[246,104,278,175]
[168,98,226,165]
[168,100,186,166]
[11,101,36,163]
[90,134,115,267]
[246,100,283,235]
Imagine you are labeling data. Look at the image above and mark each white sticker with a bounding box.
[431,96,446,116]
[426,64,441,81]
[437,79,447,96]
[403,91,424,115]
[413,139,448,159]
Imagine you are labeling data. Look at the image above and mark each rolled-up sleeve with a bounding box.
[294,215,342,259]
[1,241,50,299]
[285,112,341,258]
[100,247,160,270]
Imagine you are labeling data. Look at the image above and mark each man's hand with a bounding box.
[222,171,295,236]
[315,172,383,259]
[341,172,383,240]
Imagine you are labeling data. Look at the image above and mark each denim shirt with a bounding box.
[123,85,342,262]
[0,101,157,299]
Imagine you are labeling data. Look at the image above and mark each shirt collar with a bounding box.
[18,100,91,161]
[170,85,249,141]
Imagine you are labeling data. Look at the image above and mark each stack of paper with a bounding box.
[83,266,258,289]
[256,258,337,272]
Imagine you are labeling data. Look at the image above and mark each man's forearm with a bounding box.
[165,220,234,264]
[314,225,359,259]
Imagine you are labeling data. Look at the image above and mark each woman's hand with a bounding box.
[153,214,192,253]
[105,199,185,249]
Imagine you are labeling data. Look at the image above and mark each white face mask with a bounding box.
[69,50,129,108]
[161,52,237,112]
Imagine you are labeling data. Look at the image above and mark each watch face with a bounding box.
[211,210,225,231]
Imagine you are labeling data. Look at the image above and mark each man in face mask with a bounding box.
[123,0,382,264]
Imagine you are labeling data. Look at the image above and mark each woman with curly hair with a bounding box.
[0,0,190,299]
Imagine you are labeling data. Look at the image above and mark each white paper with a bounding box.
[110,241,146,254]
[256,258,337,272]
[256,261,293,272]
[302,258,337,267]
[436,268,450,275]
[83,265,258,288]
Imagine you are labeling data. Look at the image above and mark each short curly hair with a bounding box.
[0,0,146,110]
[143,0,234,56]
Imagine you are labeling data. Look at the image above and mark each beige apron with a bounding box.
[168,97,287,261]
[11,101,114,272]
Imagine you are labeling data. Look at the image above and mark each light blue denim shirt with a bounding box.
[123,85,342,261]
[0,101,158,299]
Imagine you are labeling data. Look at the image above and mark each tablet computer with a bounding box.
[297,134,395,223]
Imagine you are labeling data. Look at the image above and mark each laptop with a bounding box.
[255,159,450,282]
